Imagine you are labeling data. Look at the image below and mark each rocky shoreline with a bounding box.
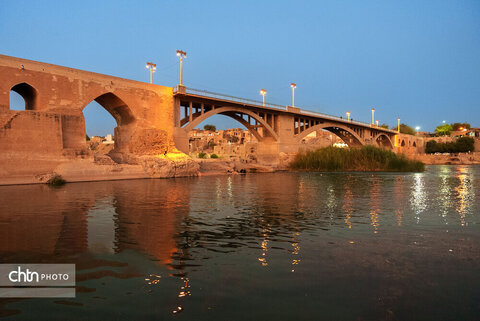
[2,152,480,186]
[412,152,480,165]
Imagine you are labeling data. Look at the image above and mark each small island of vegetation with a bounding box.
[291,146,424,172]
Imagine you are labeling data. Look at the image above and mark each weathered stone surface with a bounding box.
[139,156,199,178]
[128,128,175,156]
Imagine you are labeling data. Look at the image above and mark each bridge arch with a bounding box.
[296,122,365,147]
[183,106,278,141]
[373,133,394,149]
[82,92,136,126]
[9,82,38,110]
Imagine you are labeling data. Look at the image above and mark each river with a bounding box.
[0,165,479,320]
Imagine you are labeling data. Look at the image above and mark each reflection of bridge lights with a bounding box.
[342,186,353,229]
[370,211,379,233]
[454,167,473,226]
[411,173,427,223]
[290,232,301,272]
[258,226,270,267]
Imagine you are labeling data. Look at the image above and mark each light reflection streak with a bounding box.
[410,173,427,223]
[290,231,301,272]
[394,176,405,227]
[326,184,336,219]
[342,181,353,229]
[454,167,474,226]
[438,166,452,225]
[369,177,381,234]
[258,224,270,267]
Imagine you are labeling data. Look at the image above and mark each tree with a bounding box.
[393,123,416,135]
[452,122,470,131]
[424,137,474,154]
[203,124,216,131]
[435,123,453,136]
[425,140,438,153]
[86,135,90,141]
[379,123,389,129]
[456,137,474,152]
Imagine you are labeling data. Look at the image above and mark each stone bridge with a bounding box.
[0,55,423,183]
[172,87,423,161]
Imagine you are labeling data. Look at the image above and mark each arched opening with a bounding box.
[296,123,365,148]
[9,82,37,110]
[374,134,394,149]
[76,93,136,157]
[187,113,261,160]
[413,141,417,147]
[401,140,406,147]
[301,128,351,148]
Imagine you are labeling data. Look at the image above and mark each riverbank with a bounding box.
[414,152,480,165]
[0,151,199,186]
[291,146,425,172]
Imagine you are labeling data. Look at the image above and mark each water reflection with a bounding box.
[0,167,479,320]
[394,176,405,227]
[369,176,381,234]
[411,173,427,223]
[454,167,475,226]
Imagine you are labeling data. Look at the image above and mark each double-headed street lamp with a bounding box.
[290,83,296,107]
[260,89,267,106]
[146,62,156,84]
[176,50,187,86]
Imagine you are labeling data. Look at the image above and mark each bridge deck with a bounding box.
[174,86,397,134]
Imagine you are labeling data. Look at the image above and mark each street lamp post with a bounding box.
[290,83,296,107]
[346,111,350,121]
[397,118,401,133]
[176,50,187,86]
[260,89,267,107]
[376,120,379,127]
[146,62,156,84]
[371,108,375,126]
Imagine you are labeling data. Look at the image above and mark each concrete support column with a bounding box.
[189,101,193,123]
[201,103,204,114]
[174,98,181,127]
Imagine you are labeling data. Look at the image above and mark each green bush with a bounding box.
[198,152,207,159]
[291,146,424,172]
[210,154,219,159]
[425,137,474,154]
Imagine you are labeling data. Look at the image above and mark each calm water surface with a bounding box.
[0,165,479,320]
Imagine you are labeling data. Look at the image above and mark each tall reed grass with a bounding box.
[291,146,424,172]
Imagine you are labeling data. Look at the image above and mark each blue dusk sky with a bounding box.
[1,0,479,136]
